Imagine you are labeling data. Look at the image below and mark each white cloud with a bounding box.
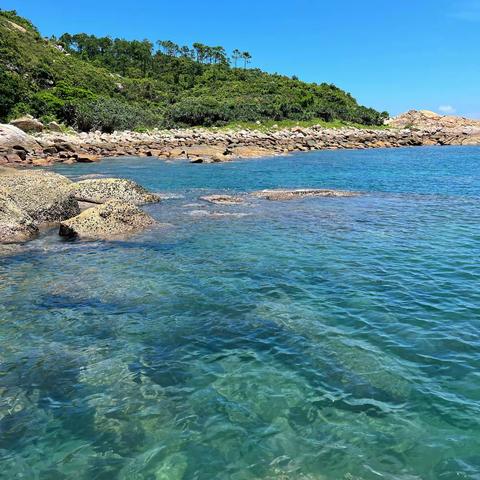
[438,105,456,114]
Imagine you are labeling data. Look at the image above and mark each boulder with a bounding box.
[0,168,80,223]
[47,121,63,132]
[0,123,39,151]
[199,194,245,205]
[9,116,44,133]
[69,178,160,205]
[253,188,359,201]
[59,200,156,239]
[76,154,101,163]
[0,187,38,243]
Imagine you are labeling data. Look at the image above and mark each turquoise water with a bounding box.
[1,146,480,479]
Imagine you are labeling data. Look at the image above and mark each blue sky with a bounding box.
[3,0,480,117]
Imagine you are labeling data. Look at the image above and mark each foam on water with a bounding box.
[1,146,479,479]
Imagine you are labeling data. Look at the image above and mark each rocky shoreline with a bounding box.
[1,110,480,167]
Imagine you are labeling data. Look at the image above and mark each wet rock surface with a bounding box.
[69,178,161,205]
[59,199,156,239]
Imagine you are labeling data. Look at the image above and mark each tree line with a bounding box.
[57,33,253,76]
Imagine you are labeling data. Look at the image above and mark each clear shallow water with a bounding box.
[1,146,480,480]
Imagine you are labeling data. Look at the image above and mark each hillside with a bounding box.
[0,9,388,132]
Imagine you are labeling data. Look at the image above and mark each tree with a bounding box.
[211,46,227,64]
[232,49,241,68]
[157,40,179,57]
[242,51,252,69]
[180,45,194,59]
[192,43,206,63]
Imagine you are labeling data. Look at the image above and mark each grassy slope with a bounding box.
[0,15,116,95]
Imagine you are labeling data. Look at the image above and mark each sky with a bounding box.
[3,0,480,118]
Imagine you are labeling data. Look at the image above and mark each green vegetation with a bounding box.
[0,9,389,132]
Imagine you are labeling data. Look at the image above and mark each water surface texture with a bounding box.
[1,146,480,479]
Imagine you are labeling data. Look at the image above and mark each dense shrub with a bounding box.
[69,97,161,132]
[0,71,26,121]
[30,91,65,119]
[164,98,234,127]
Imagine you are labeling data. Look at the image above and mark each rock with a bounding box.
[0,167,80,223]
[32,158,55,166]
[4,153,23,163]
[0,124,39,151]
[387,110,480,130]
[0,187,38,243]
[59,200,156,239]
[10,116,44,133]
[184,145,227,158]
[253,188,359,201]
[54,141,76,152]
[199,194,244,205]
[230,146,276,158]
[76,154,101,163]
[69,178,160,205]
[189,156,221,164]
[47,121,63,132]
[43,146,58,155]
[166,147,186,158]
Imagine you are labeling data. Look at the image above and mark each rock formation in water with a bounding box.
[199,194,245,205]
[0,187,38,243]
[252,189,359,201]
[59,199,156,239]
[69,178,161,205]
[0,168,158,243]
[0,168,79,223]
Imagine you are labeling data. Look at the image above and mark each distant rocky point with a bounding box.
[387,110,480,130]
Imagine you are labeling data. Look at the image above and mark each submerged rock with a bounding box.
[199,194,245,205]
[252,188,359,201]
[0,168,79,222]
[69,178,160,205]
[59,199,156,239]
[0,187,38,243]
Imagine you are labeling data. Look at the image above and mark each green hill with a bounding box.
[0,9,388,132]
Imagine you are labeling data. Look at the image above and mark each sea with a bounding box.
[1,146,479,479]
